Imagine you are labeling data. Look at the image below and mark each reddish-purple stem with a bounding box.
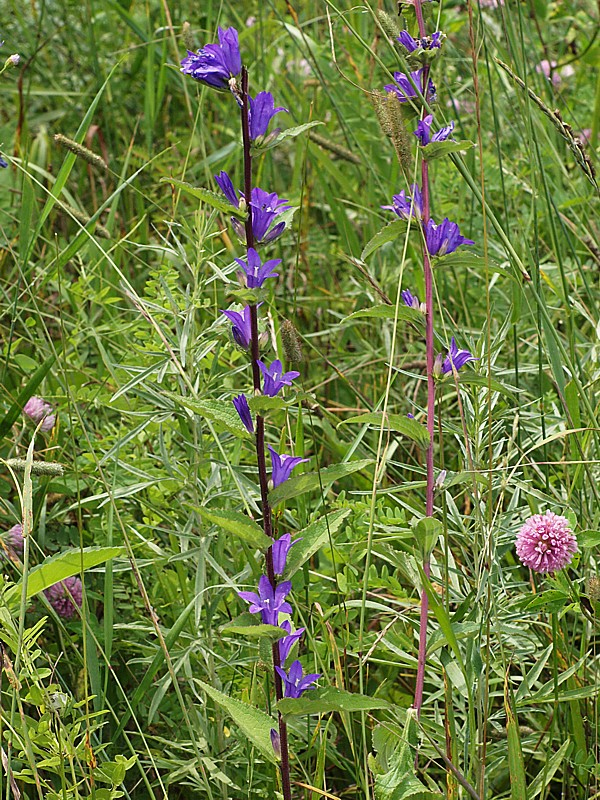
[240,67,292,800]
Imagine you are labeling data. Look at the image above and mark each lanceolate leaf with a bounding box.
[221,613,288,640]
[167,394,251,439]
[270,121,323,144]
[5,547,124,607]
[362,219,410,261]
[269,459,372,507]
[196,679,277,764]
[421,139,474,161]
[346,305,423,326]
[339,412,429,448]
[194,507,271,549]
[279,686,390,717]
[160,178,245,217]
[284,508,351,578]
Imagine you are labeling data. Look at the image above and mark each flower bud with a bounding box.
[281,319,304,364]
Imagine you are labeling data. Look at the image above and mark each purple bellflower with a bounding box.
[235,247,280,288]
[402,289,421,309]
[275,660,320,699]
[441,337,477,374]
[0,156,8,169]
[268,446,308,488]
[278,620,305,664]
[414,114,455,146]
[215,174,291,244]
[233,394,254,434]
[272,533,301,575]
[238,574,292,625]
[257,359,300,397]
[249,91,288,142]
[270,728,281,758]
[397,31,444,52]
[425,218,474,257]
[221,306,253,349]
[384,69,436,104]
[215,171,240,207]
[382,183,423,221]
[180,27,242,92]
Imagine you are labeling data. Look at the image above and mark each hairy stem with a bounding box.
[240,66,292,800]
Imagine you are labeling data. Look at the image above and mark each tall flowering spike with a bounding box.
[180,27,242,92]
[425,218,474,257]
[414,114,455,146]
[234,248,280,289]
[384,69,436,104]
[23,396,56,432]
[257,359,300,397]
[268,446,308,488]
[441,337,477,374]
[272,533,301,575]
[215,171,240,207]
[238,574,293,625]
[44,577,83,620]
[221,306,253,349]
[382,183,423,221]
[233,394,254,434]
[515,511,578,574]
[278,620,305,665]
[275,660,320,699]
[249,91,288,142]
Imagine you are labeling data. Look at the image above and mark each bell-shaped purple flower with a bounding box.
[233,394,254,434]
[238,574,292,625]
[248,187,291,244]
[397,31,420,53]
[278,620,305,665]
[414,114,455,146]
[221,306,253,349]
[234,247,280,288]
[270,728,281,758]
[382,183,423,221]
[442,337,477,374]
[268,446,308,488]
[384,69,436,104]
[257,359,300,397]
[215,171,240,207]
[272,533,301,575]
[425,218,474,257]
[397,31,444,53]
[180,27,242,91]
[249,91,288,141]
[0,156,8,169]
[401,289,420,309]
[275,660,320,699]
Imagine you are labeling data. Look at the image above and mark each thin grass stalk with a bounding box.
[239,66,293,800]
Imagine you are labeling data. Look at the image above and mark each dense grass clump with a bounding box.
[0,1,599,798]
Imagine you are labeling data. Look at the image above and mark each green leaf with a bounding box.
[269,459,372,507]
[505,687,528,800]
[221,613,288,640]
[346,305,424,326]
[192,507,271,549]
[279,686,390,717]
[412,517,443,559]
[160,178,244,217]
[433,250,485,270]
[421,139,474,161]
[5,547,124,607]
[167,394,251,439]
[263,121,323,149]
[528,739,570,799]
[362,219,410,260]
[284,508,351,578]
[451,373,519,397]
[247,395,288,415]
[578,530,600,548]
[525,590,569,612]
[373,709,443,799]
[339,412,429,448]
[196,678,277,763]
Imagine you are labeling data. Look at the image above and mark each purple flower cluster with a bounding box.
[23,395,56,432]
[384,69,436,104]
[181,27,320,720]
[44,576,83,620]
[515,511,577,574]
[397,31,444,53]
[2,522,24,559]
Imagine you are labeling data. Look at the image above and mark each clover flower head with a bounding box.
[414,114,455,146]
[238,574,292,625]
[382,183,423,221]
[516,511,578,574]
[180,27,242,92]
[275,660,320,699]
[3,523,24,557]
[44,577,83,619]
[384,69,436,104]
[257,359,300,397]
[23,396,56,432]
[249,91,288,142]
[441,337,477,374]
[233,394,254,434]
[268,446,308,488]
[425,218,474,256]
[221,306,253,349]
[235,247,280,288]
